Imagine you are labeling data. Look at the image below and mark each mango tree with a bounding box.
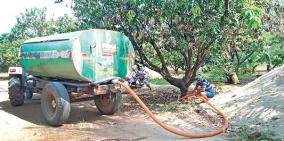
[73,0,230,95]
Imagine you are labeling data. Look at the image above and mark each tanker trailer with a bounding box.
[8,29,135,126]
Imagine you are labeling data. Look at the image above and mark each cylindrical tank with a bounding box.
[19,29,135,82]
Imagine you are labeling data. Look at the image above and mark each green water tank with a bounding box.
[19,29,135,82]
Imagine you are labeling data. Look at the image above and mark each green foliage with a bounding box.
[149,78,169,85]
[237,74,257,81]
[207,0,284,75]
[49,14,80,34]
[0,7,80,72]
[10,8,50,39]
[241,0,264,29]
[8,8,80,40]
[72,0,230,93]
[0,39,25,72]
[71,0,284,93]
[259,33,284,68]
[179,100,197,111]
[1,0,283,90]
[192,5,201,17]
[149,101,196,112]
[160,102,178,112]
[201,68,226,82]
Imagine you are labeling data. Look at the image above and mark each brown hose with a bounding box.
[114,80,229,138]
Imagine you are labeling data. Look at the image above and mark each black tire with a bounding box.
[94,91,122,115]
[41,82,70,126]
[8,77,24,106]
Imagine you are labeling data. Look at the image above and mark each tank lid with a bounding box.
[24,30,86,44]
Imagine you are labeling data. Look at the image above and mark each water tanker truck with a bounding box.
[8,29,135,126]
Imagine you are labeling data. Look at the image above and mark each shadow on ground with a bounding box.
[0,94,124,126]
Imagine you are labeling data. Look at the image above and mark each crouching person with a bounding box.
[194,75,215,101]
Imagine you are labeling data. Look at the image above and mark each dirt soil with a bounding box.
[2,65,283,141]
[213,65,284,139]
[0,80,229,141]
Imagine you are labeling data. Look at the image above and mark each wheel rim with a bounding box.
[51,99,57,109]
[46,91,56,116]
[99,93,114,106]
[95,91,122,115]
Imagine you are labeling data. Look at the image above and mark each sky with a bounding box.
[0,0,73,34]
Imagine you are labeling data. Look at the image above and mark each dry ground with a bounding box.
[2,65,283,141]
[214,65,284,140]
[0,80,227,141]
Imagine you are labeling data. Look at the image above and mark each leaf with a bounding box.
[127,10,136,22]
[192,5,201,17]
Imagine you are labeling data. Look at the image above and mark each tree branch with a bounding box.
[234,49,240,65]
[220,0,229,29]
[184,41,193,69]
[148,39,172,77]
[120,25,161,72]
[239,49,256,65]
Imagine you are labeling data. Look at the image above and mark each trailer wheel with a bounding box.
[41,82,70,126]
[94,91,122,115]
[8,76,24,106]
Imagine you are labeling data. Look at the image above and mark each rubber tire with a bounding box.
[41,82,70,126]
[8,77,24,106]
[94,91,122,115]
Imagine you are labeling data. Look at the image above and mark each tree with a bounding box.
[49,14,80,34]
[0,7,80,72]
[0,40,25,72]
[9,8,50,39]
[207,0,276,74]
[73,0,231,95]
[7,7,80,41]
[259,33,284,71]
[258,0,284,70]
[215,25,263,73]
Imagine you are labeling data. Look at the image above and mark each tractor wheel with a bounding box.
[94,91,122,115]
[41,82,70,126]
[8,76,24,106]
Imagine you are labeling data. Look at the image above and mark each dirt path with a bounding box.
[0,80,227,141]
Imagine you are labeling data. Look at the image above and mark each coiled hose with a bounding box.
[113,80,228,138]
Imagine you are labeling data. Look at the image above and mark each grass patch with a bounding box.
[238,74,258,81]
[201,68,259,83]
[228,125,282,141]
[149,78,169,85]
[160,102,177,111]
[149,102,177,112]
[201,69,226,83]
[149,100,197,112]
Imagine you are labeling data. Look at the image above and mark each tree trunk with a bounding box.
[164,77,190,97]
[179,83,188,97]
[174,68,179,75]
[235,63,240,74]
[267,64,271,71]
